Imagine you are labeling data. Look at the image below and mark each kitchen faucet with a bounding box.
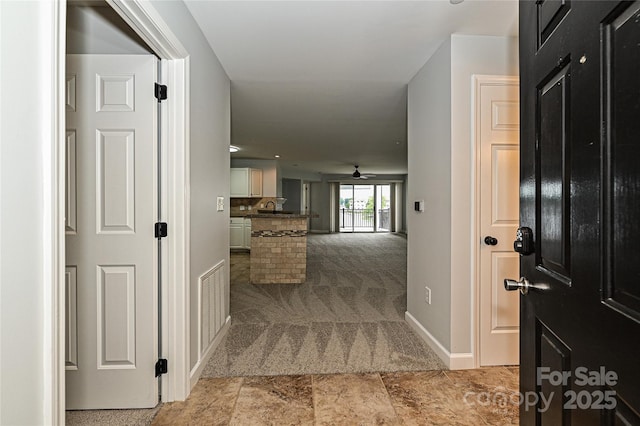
[265,200,276,211]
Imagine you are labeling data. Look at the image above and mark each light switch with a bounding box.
[216,196,224,211]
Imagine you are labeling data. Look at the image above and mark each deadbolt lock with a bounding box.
[514,227,534,256]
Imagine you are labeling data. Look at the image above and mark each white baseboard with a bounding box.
[405,311,475,370]
[189,315,231,389]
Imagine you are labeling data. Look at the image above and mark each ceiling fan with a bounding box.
[351,165,376,180]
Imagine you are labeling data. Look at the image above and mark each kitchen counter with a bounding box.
[247,212,309,218]
[232,212,313,219]
[249,214,309,284]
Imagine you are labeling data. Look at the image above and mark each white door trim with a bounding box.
[471,75,519,368]
[105,0,188,59]
[158,56,191,402]
[11,3,67,423]
[51,2,67,424]
[106,0,191,404]
[51,0,191,421]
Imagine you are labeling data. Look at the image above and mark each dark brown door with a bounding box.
[516,1,640,424]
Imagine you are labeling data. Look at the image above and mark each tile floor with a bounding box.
[152,366,519,425]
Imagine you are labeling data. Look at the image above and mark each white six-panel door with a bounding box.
[479,78,520,366]
[65,54,158,409]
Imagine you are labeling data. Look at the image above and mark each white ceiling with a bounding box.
[185,0,518,176]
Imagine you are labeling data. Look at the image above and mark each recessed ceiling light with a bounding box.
[229,145,239,153]
[274,154,280,158]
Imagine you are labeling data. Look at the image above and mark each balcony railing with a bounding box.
[340,208,390,231]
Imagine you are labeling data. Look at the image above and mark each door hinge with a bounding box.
[155,358,168,377]
[155,222,168,239]
[155,83,167,101]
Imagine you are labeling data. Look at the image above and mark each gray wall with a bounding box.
[67,5,153,54]
[150,0,231,371]
[407,34,518,359]
[282,178,302,212]
[407,37,453,349]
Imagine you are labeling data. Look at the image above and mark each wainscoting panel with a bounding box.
[200,261,226,355]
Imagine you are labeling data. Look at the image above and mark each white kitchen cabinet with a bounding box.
[230,217,245,249]
[230,217,252,249]
[230,168,262,197]
[230,169,248,197]
[249,169,262,197]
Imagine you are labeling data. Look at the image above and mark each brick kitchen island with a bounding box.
[248,213,309,284]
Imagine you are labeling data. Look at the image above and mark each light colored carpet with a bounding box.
[203,233,446,377]
[66,405,161,425]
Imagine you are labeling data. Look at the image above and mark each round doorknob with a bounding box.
[484,236,498,246]
[504,277,532,295]
[504,277,550,295]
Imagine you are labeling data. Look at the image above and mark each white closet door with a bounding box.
[479,78,520,366]
[65,54,158,409]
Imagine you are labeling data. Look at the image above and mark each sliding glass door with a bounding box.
[339,184,391,232]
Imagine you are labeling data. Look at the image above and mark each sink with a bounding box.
[257,210,295,214]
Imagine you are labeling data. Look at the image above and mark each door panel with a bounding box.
[538,0,570,46]
[65,130,77,234]
[604,1,640,322]
[518,2,640,424]
[492,147,519,225]
[538,323,571,426]
[66,54,157,409]
[97,265,137,368]
[538,65,571,282]
[65,266,78,370]
[97,130,136,233]
[491,252,520,330]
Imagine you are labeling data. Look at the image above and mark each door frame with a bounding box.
[50,1,192,422]
[471,74,519,368]
[108,0,192,404]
